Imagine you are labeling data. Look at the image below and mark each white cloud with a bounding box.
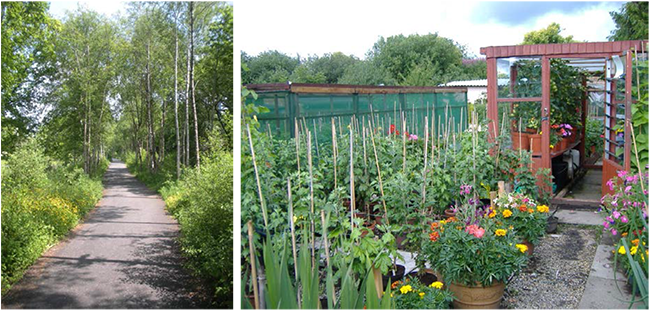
[49,1,126,19]
[239,1,625,59]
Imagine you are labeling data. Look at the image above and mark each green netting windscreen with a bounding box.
[247,90,468,142]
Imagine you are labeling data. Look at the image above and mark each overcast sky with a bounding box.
[238,1,628,59]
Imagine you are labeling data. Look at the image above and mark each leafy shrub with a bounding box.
[160,152,233,307]
[1,139,104,294]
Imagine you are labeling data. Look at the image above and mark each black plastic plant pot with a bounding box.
[381,264,406,289]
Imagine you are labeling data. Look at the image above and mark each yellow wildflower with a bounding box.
[503,209,513,218]
[618,246,626,255]
[630,246,638,255]
[400,285,413,294]
[516,244,528,253]
[430,281,444,289]
[495,229,507,237]
[488,209,496,218]
[440,220,447,225]
[537,205,549,213]
[419,292,425,299]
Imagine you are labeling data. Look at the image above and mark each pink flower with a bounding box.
[613,211,621,219]
[603,221,610,229]
[611,229,617,236]
[621,216,628,223]
[408,134,418,141]
[606,179,615,191]
[617,170,627,178]
[624,186,632,193]
[465,225,485,238]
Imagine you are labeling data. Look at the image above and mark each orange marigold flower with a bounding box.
[622,232,628,237]
[430,222,439,230]
[391,280,402,289]
[518,205,528,212]
[429,231,440,242]
[528,208,534,213]
[632,239,640,246]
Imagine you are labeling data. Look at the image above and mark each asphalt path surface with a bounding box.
[2,161,209,308]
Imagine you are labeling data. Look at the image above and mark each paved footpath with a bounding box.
[556,209,644,309]
[2,161,209,309]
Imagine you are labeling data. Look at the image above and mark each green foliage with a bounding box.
[521,22,576,45]
[241,50,299,84]
[493,193,550,245]
[585,118,605,158]
[631,56,648,172]
[392,277,453,309]
[160,153,233,307]
[1,2,59,155]
[608,2,649,41]
[1,139,104,294]
[371,33,463,86]
[422,216,529,287]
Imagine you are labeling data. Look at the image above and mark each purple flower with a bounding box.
[606,179,615,191]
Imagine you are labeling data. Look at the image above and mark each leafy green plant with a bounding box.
[421,215,529,287]
[391,277,453,309]
[492,192,550,245]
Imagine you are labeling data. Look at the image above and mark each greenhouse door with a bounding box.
[601,54,629,196]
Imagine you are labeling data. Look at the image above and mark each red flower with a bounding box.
[389,124,396,135]
[518,205,528,212]
[429,231,440,241]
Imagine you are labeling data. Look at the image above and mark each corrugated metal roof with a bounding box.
[443,79,509,87]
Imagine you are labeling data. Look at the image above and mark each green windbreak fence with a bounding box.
[245,84,468,142]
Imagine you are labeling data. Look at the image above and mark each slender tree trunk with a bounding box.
[174,3,180,179]
[146,41,156,172]
[83,95,88,174]
[185,26,191,167]
[189,1,200,169]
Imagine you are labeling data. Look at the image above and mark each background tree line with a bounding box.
[242,2,648,87]
[2,2,233,306]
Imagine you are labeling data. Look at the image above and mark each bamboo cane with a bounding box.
[368,119,389,225]
[267,123,273,140]
[349,126,356,229]
[287,178,301,308]
[422,117,429,207]
[320,210,335,305]
[247,221,260,309]
[332,118,338,191]
[313,119,320,160]
[307,130,316,267]
[402,112,407,173]
[362,121,368,176]
[295,118,300,175]
[246,124,268,228]
[628,120,646,193]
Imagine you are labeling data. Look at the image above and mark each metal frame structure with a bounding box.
[480,40,648,197]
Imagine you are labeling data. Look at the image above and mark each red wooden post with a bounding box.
[487,57,499,143]
[541,56,552,193]
[624,51,633,171]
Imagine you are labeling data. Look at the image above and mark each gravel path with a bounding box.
[1,161,210,308]
[501,226,599,309]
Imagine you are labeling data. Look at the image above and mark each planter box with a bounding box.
[511,131,530,151]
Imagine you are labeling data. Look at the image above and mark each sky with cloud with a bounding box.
[238,1,628,59]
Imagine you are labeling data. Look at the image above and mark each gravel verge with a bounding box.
[500,226,600,309]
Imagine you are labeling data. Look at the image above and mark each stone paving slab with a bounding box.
[557,209,604,226]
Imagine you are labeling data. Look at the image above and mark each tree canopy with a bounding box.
[608,1,649,41]
[521,22,576,45]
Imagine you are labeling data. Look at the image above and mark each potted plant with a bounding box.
[491,192,550,255]
[391,277,454,309]
[421,185,529,309]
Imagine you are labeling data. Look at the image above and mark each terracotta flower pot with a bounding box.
[443,209,456,219]
[529,134,542,154]
[448,281,506,309]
